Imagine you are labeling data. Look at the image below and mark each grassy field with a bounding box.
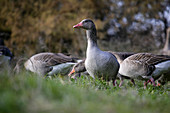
[0,71,169,113]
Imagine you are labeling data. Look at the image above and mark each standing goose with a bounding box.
[118,53,170,88]
[0,38,13,69]
[24,52,78,76]
[74,19,119,85]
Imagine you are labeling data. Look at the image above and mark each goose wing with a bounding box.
[128,53,170,65]
[33,53,77,67]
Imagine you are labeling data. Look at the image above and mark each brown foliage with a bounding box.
[0,0,109,57]
[0,0,168,58]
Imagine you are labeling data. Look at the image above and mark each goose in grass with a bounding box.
[68,52,135,86]
[118,53,170,88]
[74,19,119,86]
[0,38,13,69]
[23,52,78,76]
[68,59,88,79]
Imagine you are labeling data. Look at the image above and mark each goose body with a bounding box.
[85,49,119,80]
[69,52,134,75]
[69,52,134,83]
[73,19,119,83]
[119,53,170,87]
[24,52,77,76]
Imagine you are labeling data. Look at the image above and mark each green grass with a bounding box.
[0,71,169,113]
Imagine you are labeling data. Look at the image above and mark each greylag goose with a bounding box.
[23,52,78,76]
[74,19,119,85]
[118,53,170,88]
[0,38,13,69]
[68,59,88,79]
[68,59,86,75]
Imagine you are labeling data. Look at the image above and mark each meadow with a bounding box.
[0,71,169,113]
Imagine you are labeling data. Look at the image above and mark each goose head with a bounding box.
[68,60,86,77]
[73,19,95,30]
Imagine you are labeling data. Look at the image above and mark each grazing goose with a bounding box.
[68,59,88,79]
[24,52,78,76]
[118,53,170,88]
[74,19,120,85]
[0,38,13,69]
[68,59,86,76]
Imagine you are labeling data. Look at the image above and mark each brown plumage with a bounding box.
[128,53,170,66]
[24,52,78,76]
[33,53,76,66]
[119,53,170,88]
[108,52,134,64]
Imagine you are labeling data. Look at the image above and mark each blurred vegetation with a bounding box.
[0,0,169,58]
[0,71,169,113]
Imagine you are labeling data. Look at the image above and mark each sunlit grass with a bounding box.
[0,71,169,113]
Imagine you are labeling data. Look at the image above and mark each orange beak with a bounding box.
[68,69,75,77]
[73,22,83,28]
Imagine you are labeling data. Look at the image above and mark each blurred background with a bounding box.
[0,0,170,58]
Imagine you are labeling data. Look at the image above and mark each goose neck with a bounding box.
[86,28,98,47]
